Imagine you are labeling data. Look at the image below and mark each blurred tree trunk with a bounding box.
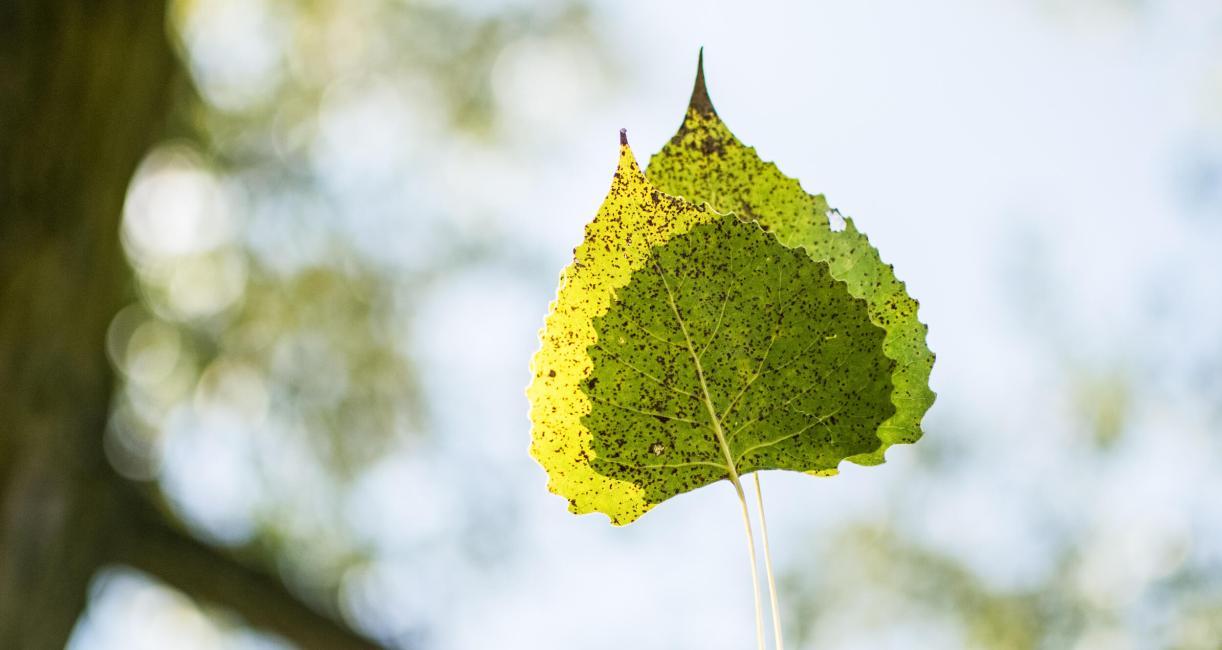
[0,2,383,648]
[0,1,180,647]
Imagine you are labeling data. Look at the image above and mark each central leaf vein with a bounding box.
[651,252,742,481]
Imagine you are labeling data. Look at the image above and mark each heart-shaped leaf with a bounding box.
[529,131,898,524]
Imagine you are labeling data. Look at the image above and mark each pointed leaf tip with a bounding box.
[614,129,645,184]
[688,49,716,116]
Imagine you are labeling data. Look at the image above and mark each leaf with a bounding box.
[528,131,896,524]
[645,52,935,467]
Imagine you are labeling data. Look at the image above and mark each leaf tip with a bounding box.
[613,128,645,183]
[689,48,716,117]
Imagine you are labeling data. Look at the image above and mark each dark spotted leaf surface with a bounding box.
[586,211,895,507]
[528,132,898,524]
[645,53,935,466]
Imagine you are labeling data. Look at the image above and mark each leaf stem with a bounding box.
[755,473,784,650]
[732,478,768,650]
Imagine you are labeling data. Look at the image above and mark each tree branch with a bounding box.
[110,490,384,650]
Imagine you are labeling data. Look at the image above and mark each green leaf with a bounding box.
[645,52,935,466]
[529,132,896,524]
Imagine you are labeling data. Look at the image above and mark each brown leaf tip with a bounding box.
[688,47,717,117]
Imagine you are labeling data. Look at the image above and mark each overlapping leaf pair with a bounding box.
[528,54,935,525]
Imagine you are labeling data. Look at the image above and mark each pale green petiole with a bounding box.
[755,473,784,650]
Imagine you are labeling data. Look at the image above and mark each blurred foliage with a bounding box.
[784,526,1058,649]
[1070,368,1133,450]
[785,521,1222,649]
[106,0,614,638]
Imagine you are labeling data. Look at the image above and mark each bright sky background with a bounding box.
[70,0,1222,648]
